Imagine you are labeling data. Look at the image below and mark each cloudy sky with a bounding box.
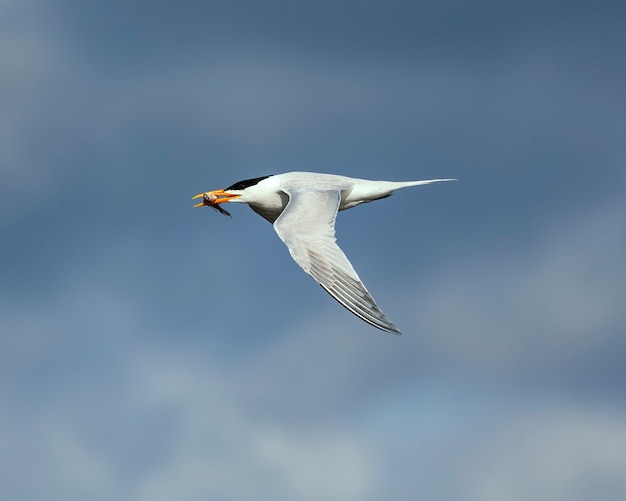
[2,1,626,499]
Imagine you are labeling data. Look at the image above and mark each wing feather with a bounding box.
[273,189,401,334]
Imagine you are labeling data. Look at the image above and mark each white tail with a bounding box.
[395,178,457,189]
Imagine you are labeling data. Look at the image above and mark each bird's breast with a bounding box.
[248,191,289,223]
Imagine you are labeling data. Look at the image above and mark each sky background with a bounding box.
[2,0,626,499]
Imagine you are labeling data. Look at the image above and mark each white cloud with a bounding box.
[463,406,626,501]
[1,278,378,500]
[408,196,626,373]
[254,431,374,500]
[2,198,626,500]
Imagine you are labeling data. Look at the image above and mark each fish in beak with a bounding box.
[192,189,241,217]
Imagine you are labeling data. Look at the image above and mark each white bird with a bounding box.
[193,172,455,334]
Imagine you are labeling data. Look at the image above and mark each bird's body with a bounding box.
[229,172,436,223]
[193,172,455,334]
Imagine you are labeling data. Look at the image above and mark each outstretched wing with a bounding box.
[273,189,401,334]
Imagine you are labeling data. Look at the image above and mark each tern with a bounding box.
[193,172,455,334]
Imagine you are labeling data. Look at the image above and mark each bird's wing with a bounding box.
[273,189,401,334]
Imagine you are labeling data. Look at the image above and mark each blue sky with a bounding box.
[2,1,626,499]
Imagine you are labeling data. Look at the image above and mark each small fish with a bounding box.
[192,191,232,217]
[209,202,231,217]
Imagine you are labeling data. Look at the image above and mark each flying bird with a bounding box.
[193,172,455,334]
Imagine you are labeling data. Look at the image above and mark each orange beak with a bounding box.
[192,189,241,208]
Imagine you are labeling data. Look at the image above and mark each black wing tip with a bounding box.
[372,320,402,335]
[318,283,402,335]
